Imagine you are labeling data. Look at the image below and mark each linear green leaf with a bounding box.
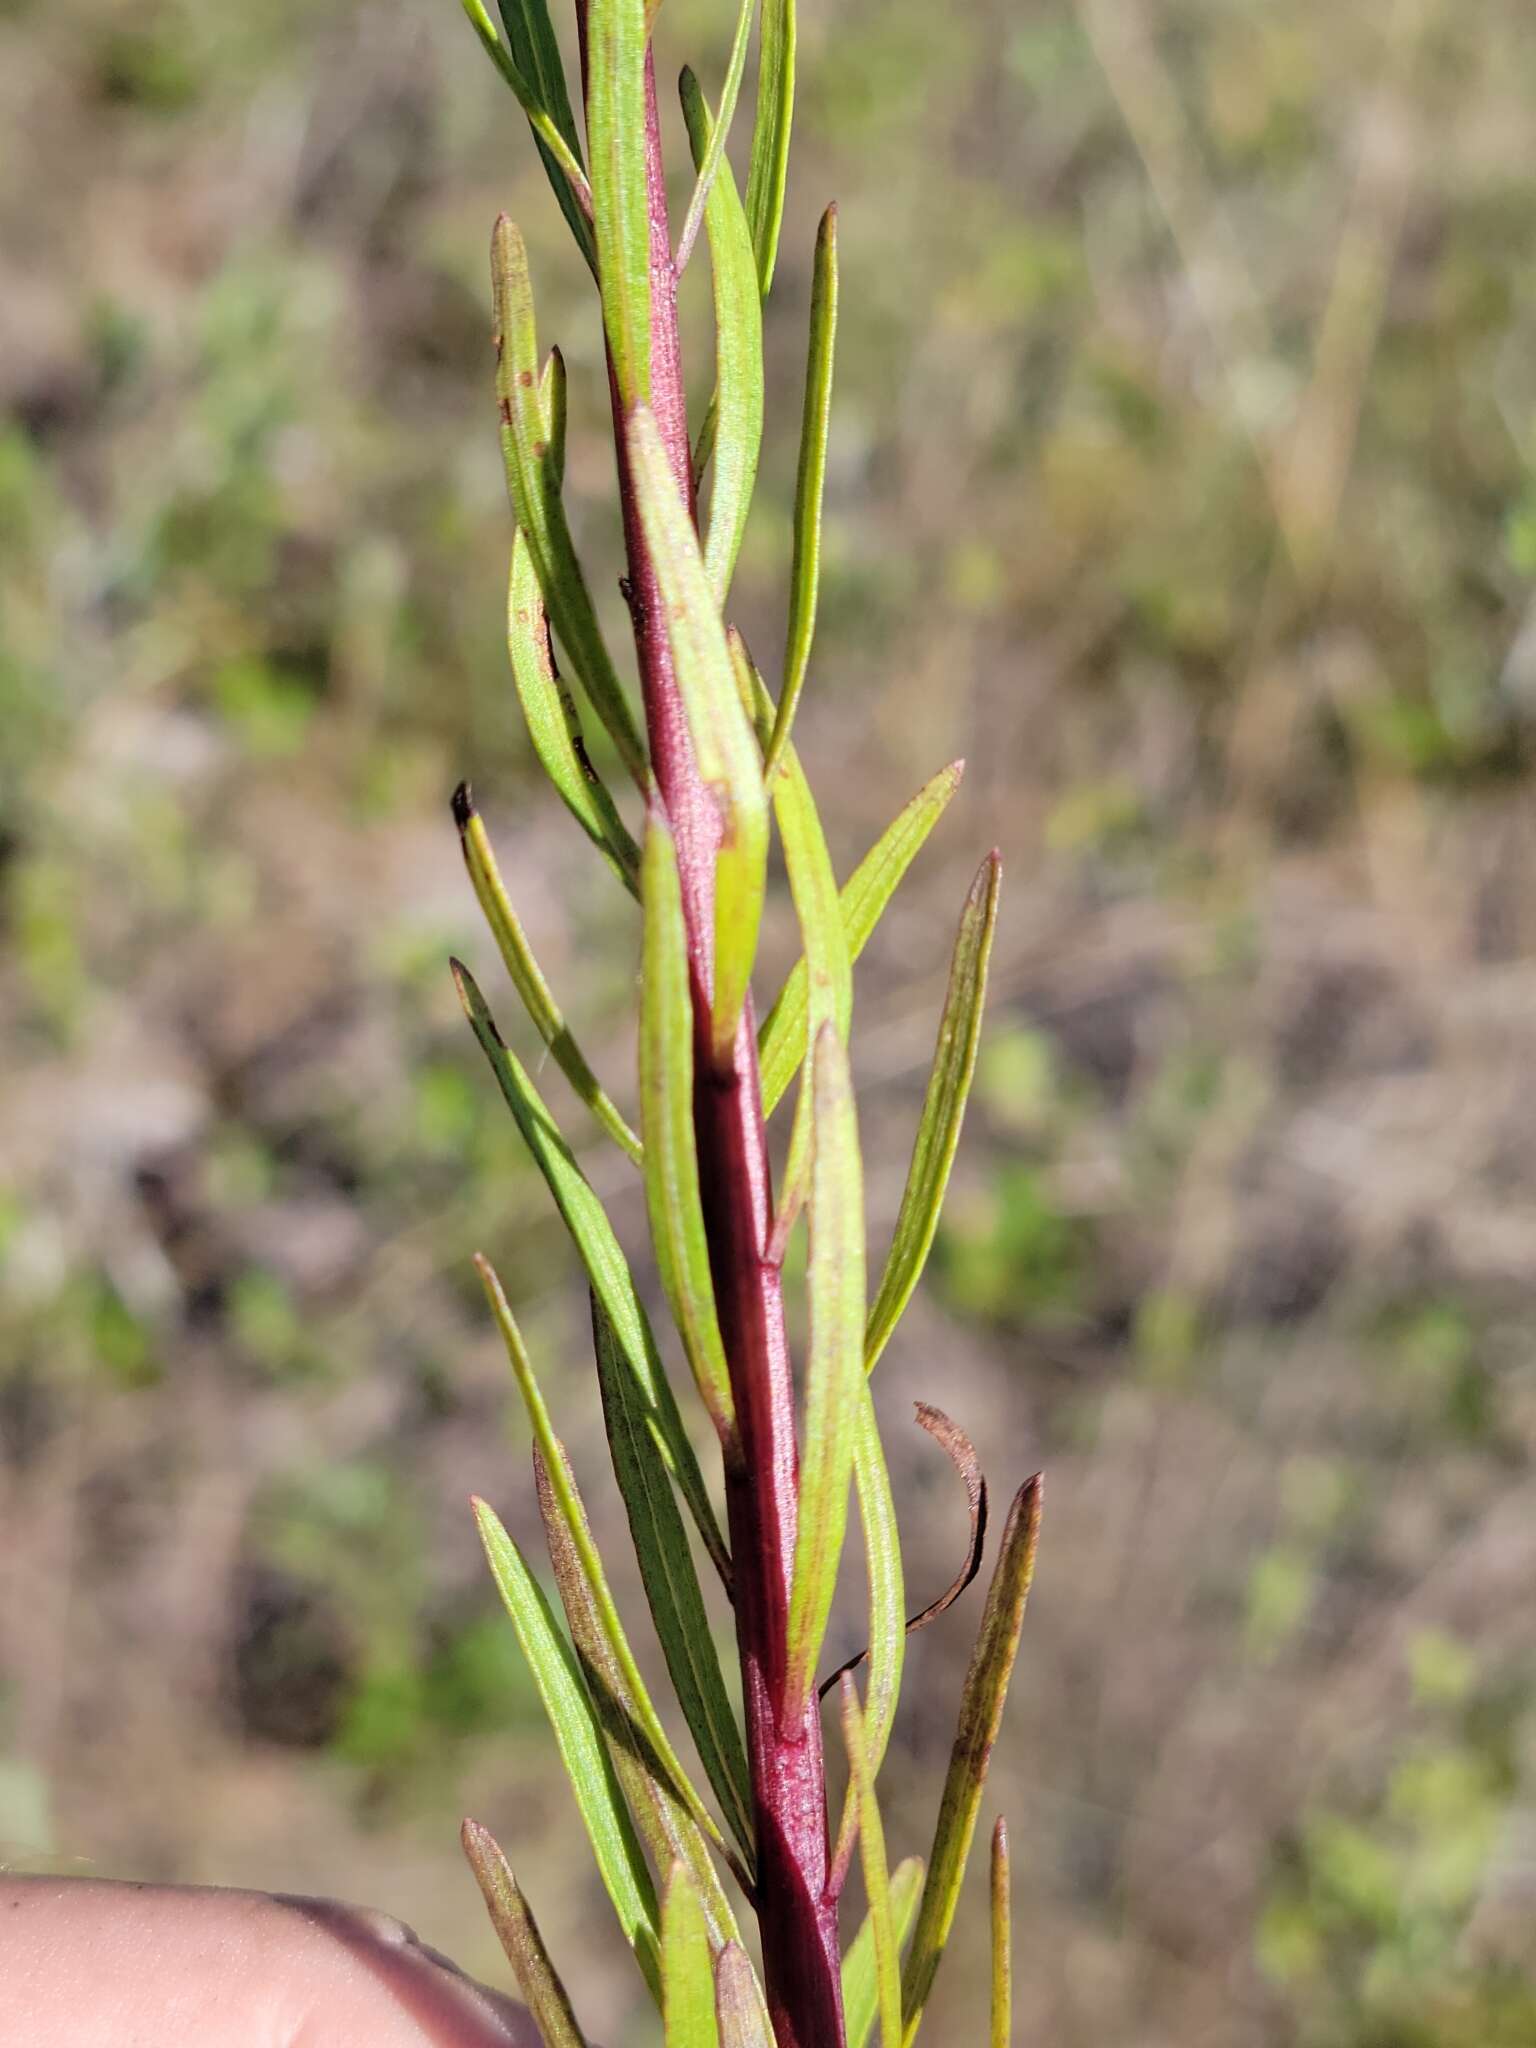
[453,959,729,1582]
[743,0,795,295]
[459,0,594,256]
[782,1024,865,1724]
[461,1819,590,2048]
[586,0,651,404]
[675,0,756,268]
[737,634,850,1242]
[592,1299,756,1865]
[490,0,593,263]
[990,1818,1011,2048]
[680,72,764,612]
[843,1856,924,2048]
[455,789,640,1160]
[663,1864,721,2048]
[492,216,648,786]
[478,1258,736,1880]
[626,405,768,1065]
[758,761,964,1118]
[508,530,641,896]
[640,809,735,1443]
[829,1384,906,1884]
[840,1681,902,2048]
[471,1497,660,1998]
[713,1943,774,2048]
[532,1444,748,1934]
[901,1475,1043,2044]
[865,850,1002,1373]
[764,204,838,779]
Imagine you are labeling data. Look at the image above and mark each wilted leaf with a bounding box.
[758,762,964,1118]
[461,1819,590,2048]
[901,1476,1043,2042]
[472,1498,660,1998]
[865,850,1001,1372]
[822,1401,986,1704]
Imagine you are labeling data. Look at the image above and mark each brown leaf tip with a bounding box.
[451,780,476,830]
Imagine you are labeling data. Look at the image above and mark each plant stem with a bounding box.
[588,33,846,2046]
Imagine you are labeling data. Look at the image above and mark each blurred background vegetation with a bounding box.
[4,0,1536,2039]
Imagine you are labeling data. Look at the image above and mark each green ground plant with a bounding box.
[441,0,1039,2039]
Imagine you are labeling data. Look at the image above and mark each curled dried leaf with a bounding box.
[819,1402,988,1700]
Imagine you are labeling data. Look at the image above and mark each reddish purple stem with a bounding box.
[581,31,847,2048]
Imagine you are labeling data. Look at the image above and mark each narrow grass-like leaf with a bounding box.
[865,850,1001,1373]
[627,406,768,1065]
[763,204,838,780]
[744,0,795,295]
[758,761,964,1118]
[471,1498,661,1998]
[675,0,756,274]
[461,1820,590,2048]
[732,631,850,1247]
[640,809,735,1443]
[455,787,640,1160]
[459,0,593,253]
[508,533,641,894]
[478,1258,737,1885]
[901,1476,1043,2044]
[826,1385,904,1887]
[843,1856,924,2048]
[453,960,728,1581]
[782,1024,865,1725]
[663,1864,722,2048]
[506,348,638,887]
[713,1943,774,2048]
[680,73,764,610]
[493,217,648,785]
[990,1818,1011,2048]
[586,0,651,404]
[489,0,593,262]
[840,1680,902,2048]
[532,1445,748,1931]
[593,1299,756,1864]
